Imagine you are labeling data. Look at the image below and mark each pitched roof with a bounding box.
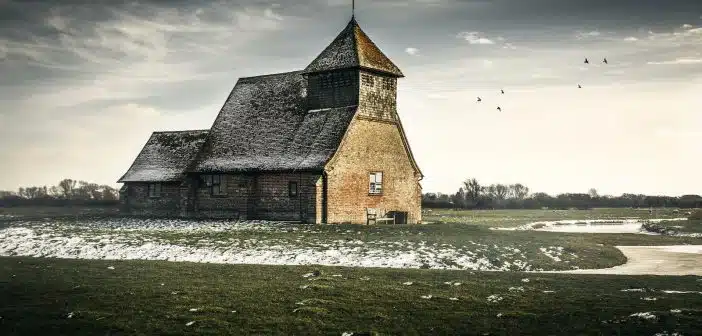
[188,71,357,173]
[117,130,209,183]
[303,18,404,77]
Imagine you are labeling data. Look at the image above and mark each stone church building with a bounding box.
[117,18,423,224]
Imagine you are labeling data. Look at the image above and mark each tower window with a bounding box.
[361,74,374,87]
[320,74,333,89]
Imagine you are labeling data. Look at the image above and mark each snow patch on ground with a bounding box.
[629,312,657,320]
[661,290,702,294]
[540,246,564,262]
[0,221,539,271]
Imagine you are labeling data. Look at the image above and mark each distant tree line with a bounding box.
[423,178,702,210]
[0,179,120,207]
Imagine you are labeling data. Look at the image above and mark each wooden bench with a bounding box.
[366,208,395,225]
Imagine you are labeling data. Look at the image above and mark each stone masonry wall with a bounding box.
[123,182,182,217]
[325,117,422,224]
[306,70,359,110]
[357,70,397,121]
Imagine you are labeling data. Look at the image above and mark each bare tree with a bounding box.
[48,186,61,198]
[494,184,509,200]
[100,186,119,200]
[462,178,481,207]
[0,190,16,198]
[588,188,599,199]
[508,183,529,200]
[58,179,77,199]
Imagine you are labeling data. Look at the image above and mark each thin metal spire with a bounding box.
[352,0,355,19]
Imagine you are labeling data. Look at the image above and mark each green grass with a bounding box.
[423,207,688,227]
[0,206,119,222]
[1,257,702,335]
[649,220,702,234]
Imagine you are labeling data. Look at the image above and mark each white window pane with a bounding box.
[376,172,383,183]
[369,174,376,183]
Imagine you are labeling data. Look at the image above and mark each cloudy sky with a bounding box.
[1,0,701,196]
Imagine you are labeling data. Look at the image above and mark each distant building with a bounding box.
[117,17,423,224]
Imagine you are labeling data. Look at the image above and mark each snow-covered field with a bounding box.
[0,219,548,271]
[492,218,693,234]
[1,217,700,274]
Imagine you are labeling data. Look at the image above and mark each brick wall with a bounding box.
[192,173,320,222]
[253,173,320,222]
[357,70,397,121]
[194,174,253,219]
[325,117,422,224]
[123,182,182,217]
[306,70,359,110]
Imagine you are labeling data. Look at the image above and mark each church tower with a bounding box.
[302,18,404,122]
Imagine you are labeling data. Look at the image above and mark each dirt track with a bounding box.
[561,245,702,276]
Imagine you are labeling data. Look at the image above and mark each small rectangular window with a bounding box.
[369,172,383,195]
[289,181,298,198]
[202,174,227,196]
[148,183,162,198]
[211,174,227,196]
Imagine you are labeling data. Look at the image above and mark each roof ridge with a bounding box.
[238,70,303,81]
[350,18,360,68]
[153,129,209,134]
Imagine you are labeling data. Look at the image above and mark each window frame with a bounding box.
[148,183,162,198]
[288,181,298,198]
[368,171,384,196]
[202,174,227,197]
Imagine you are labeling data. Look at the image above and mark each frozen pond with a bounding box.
[492,218,689,234]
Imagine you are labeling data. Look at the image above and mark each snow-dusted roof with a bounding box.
[118,130,209,183]
[303,18,404,77]
[188,71,357,173]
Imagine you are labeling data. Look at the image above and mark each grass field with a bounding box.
[654,220,702,234]
[1,207,701,335]
[1,207,700,271]
[422,207,690,227]
[1,257,702,335]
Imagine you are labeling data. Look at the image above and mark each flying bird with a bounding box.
[603,58,608,64]
[584,58,589,64]
[477,97,482,102]
[496,106,502,112]
[501,89,505,94]
[578,84,582,88]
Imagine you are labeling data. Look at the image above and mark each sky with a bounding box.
[1,0,701,197]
